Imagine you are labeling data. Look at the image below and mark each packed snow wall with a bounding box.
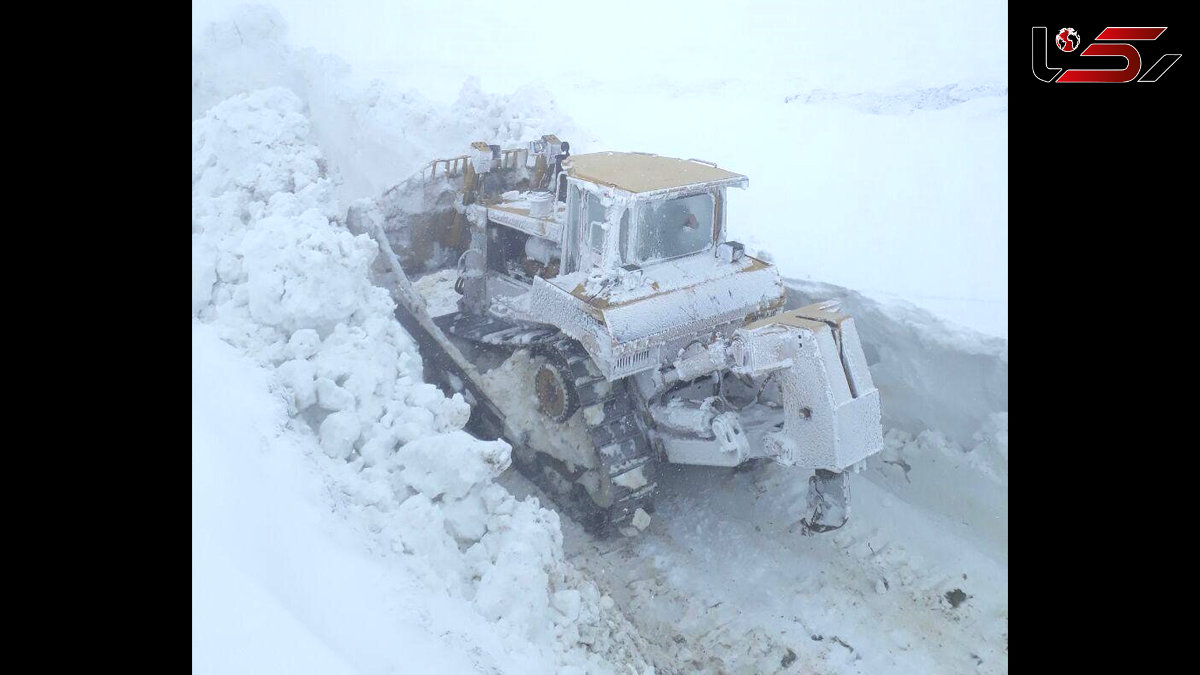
[192,5,588,205]
[191,83,657,673]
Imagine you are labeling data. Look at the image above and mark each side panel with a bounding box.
[600,266,785,343]
[563,184,581,274]
[739,307,884,471]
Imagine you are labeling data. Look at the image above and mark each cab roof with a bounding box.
[566,151,748,195]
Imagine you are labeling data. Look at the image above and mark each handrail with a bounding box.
[421,147,528,183]
[424,155,470,182]
[500,148,527,170]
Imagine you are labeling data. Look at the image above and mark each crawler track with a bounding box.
[442,312,659,535]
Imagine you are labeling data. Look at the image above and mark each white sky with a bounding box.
[193,0,1008,101]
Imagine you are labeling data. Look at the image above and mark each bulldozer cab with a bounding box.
[560,152,749,275]
[442,148,756,317]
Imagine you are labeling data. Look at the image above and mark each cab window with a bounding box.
[586,191,607,256]
[635,192,715,263]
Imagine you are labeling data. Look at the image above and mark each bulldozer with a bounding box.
[349,136,883,536]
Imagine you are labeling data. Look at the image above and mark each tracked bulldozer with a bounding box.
[349,136,883,535]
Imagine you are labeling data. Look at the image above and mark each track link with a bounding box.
[437,313,658,536]
[532,338,659,535]
[445,312,558,346]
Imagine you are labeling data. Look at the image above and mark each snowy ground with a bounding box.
[503,453,1007,674]
[192,3,1008,673]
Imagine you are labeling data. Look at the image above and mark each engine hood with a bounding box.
[524,254,786,357]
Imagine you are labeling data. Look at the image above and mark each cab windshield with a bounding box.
[634,193,715,263]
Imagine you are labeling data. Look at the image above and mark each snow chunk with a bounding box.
[412,269,462,317]
[553,590,583,622]
[400,431,511,500]
[631,508,652,532]
[319,410,359,458]
[240,212,381,335]
[287,328,321,359]
[316,377,354,411]
[277,359,316,411]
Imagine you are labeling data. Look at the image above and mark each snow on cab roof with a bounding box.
[566,151,748,194]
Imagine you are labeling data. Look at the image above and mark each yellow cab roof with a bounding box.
[566,152,747,194]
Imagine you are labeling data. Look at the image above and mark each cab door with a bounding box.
[562,184,607,273]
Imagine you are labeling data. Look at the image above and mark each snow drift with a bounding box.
[192,4,588,204]
[786,279,1006,448]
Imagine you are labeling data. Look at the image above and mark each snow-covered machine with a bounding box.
[350,136,883,535]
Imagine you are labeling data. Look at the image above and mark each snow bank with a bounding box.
[192,85,651,673]
[192,4,587,204]
[193,321,482,674]
[786,278,1006,448]
[786,278,1008,559]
